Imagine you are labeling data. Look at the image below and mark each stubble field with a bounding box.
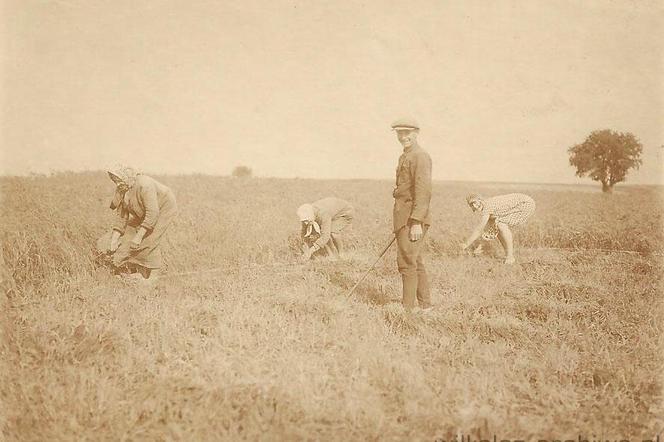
[1,173,663,441]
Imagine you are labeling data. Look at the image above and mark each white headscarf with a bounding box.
[297,204,321,238]
[108,164,140,187]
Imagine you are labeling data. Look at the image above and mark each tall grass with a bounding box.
[1,173,662,440]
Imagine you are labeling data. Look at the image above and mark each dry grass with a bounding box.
[1,173,663,441]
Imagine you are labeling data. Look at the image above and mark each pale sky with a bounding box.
[2,0,663,184]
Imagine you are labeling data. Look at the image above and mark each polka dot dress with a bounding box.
[480,193,536,240]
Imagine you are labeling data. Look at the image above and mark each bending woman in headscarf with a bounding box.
[97,165,177,280]
[460,193,535,264]
[297,197,354,261]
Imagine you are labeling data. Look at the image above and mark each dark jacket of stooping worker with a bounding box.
[97,165,177,279]
[297,197,354,260]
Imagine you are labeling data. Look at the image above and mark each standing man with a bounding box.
[391,119,433,312]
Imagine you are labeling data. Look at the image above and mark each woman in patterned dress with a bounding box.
[460,193,535,264]
[96,165,177,281]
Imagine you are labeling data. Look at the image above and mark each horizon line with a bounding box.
[0,169,661,187]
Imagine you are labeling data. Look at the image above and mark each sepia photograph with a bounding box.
[1,0,662,440]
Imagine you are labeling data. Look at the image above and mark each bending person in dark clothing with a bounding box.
[97,165,177,282]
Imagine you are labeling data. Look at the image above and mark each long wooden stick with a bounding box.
[345,235,397,298]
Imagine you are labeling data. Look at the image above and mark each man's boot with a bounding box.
[416,270,432,309]
[401,273,418,310]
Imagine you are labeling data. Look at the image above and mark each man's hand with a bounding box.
[409,223,423,242]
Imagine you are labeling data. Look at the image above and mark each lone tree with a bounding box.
[232,165,252,178]
[568,129,642,193]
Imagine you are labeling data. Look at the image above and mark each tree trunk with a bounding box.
[601,181,613,193]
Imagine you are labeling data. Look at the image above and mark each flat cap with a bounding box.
[390,118,419,130]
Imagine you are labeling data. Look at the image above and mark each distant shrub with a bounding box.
[232,166,252,178]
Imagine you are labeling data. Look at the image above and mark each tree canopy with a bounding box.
[232,166,253,178]
[568,130,642,192]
